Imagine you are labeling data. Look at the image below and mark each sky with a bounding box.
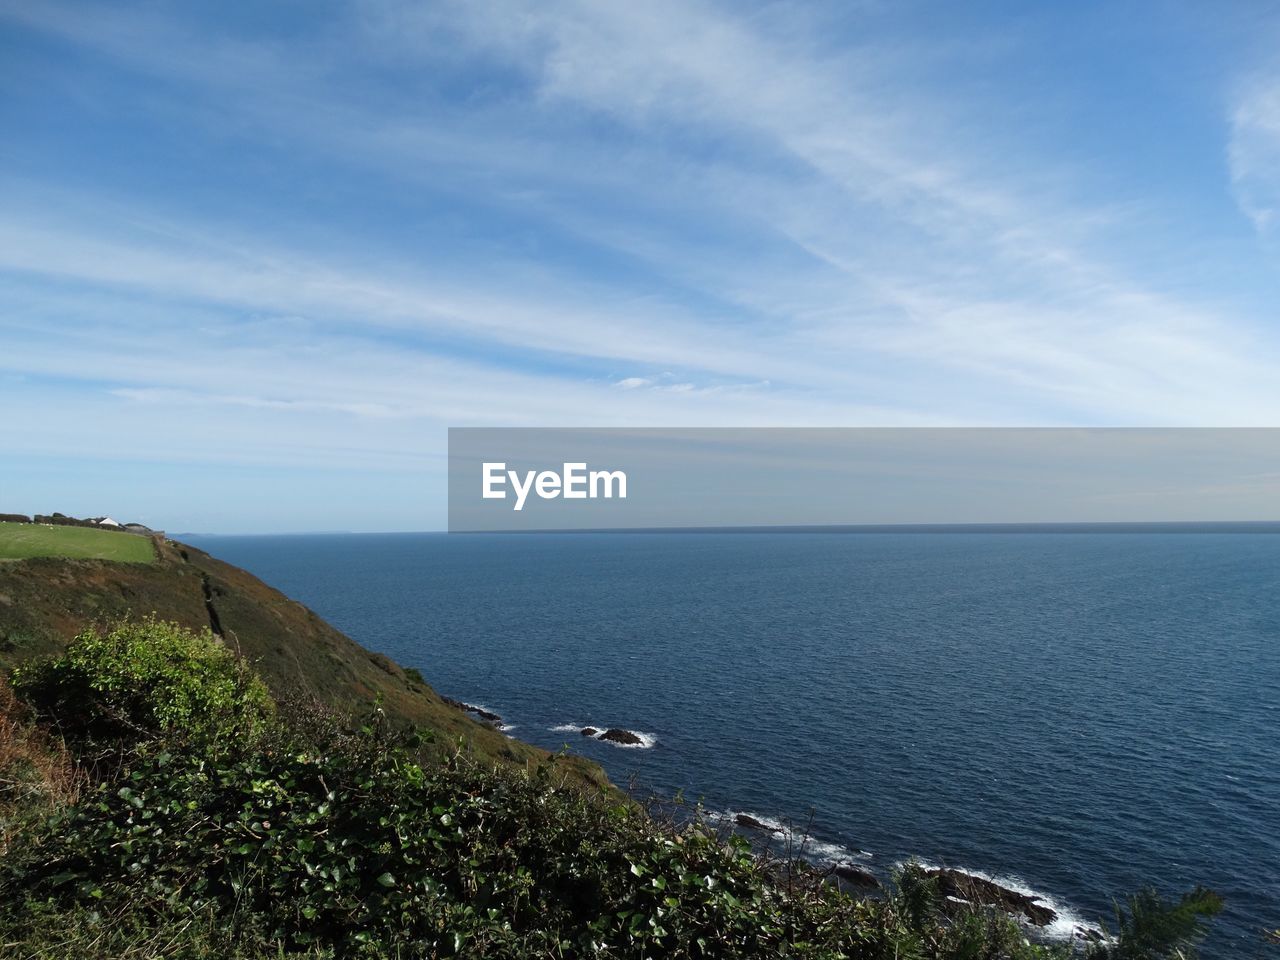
[2,1,1280,532]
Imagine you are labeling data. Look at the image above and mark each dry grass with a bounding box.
[0,676,82,853]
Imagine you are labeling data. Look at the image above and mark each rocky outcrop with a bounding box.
[734,814,779,833]
[923,868,1056,926]
[598,728,642,745]
[580,727,599,737]
[461,703,503,724]
[439,697,502,726]
[832,864,880,889]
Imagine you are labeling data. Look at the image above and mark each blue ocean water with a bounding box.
[186,532,1280,956]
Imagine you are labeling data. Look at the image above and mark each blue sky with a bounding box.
[2,1,1279,532]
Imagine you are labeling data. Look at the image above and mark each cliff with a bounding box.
[0,534,610,791]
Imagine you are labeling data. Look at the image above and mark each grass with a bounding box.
[0,523,154,563]
[0,676,82,857]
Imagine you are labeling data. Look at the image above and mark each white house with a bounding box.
[96,517,122,528]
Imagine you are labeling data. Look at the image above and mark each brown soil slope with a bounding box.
[0,537,610,791]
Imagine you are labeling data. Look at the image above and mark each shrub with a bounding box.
[1087,886,1224,960]
[0,902,337,959]
[0,676,81,854]
[10,619,273,749]
[0,710,1079,960]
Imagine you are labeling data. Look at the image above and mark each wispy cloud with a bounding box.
[1230,75,1280,233]
[1,0,1278,527]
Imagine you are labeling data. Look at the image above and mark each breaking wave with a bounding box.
[704,809,872,867]
[548,722,657,749]
[903,859,1106,944]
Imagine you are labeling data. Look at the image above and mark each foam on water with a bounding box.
[706,809,871,865]
[710,810,1100,944]
[460,701,515,735]
[548,723,657,748]
[904,859,1105,944]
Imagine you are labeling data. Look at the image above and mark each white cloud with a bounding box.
[3,0,1280,460]
[353,1,1280,423]
[1230,76,1280,232]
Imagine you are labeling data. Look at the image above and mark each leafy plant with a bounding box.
[0,676,81,854]
[0,710,1082,959]
[1087,887,1224,960]
[10,619,272,749]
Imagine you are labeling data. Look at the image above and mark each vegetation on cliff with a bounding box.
[0,620,1224,959]
[0,533,608,790]
[11,619,272,749]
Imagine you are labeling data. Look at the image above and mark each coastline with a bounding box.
[448,691,1107,947]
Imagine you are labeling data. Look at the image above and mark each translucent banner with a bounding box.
[447,428,1280,532]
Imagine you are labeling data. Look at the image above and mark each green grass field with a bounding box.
[0,522,155,563]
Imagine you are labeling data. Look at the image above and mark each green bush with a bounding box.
[0,711,1077,960]
[1087,887,1223,960]
[10,619,272,748]
[0,676,82,854]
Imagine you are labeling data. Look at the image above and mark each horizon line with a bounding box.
[181,520,1280,537]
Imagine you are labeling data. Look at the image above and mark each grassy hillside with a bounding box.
[0,536,610,790]
[0,522,155,563]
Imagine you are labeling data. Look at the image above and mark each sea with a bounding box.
[185,531,1280,957]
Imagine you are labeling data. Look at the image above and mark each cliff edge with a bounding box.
[0,533,610,791]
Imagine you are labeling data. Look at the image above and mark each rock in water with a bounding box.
[923,868,1057,926]
[580,727,599,737]
[734,813,777,833]
[833,864,880,889]
[598,728,642,745]
[461,703,502,724]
